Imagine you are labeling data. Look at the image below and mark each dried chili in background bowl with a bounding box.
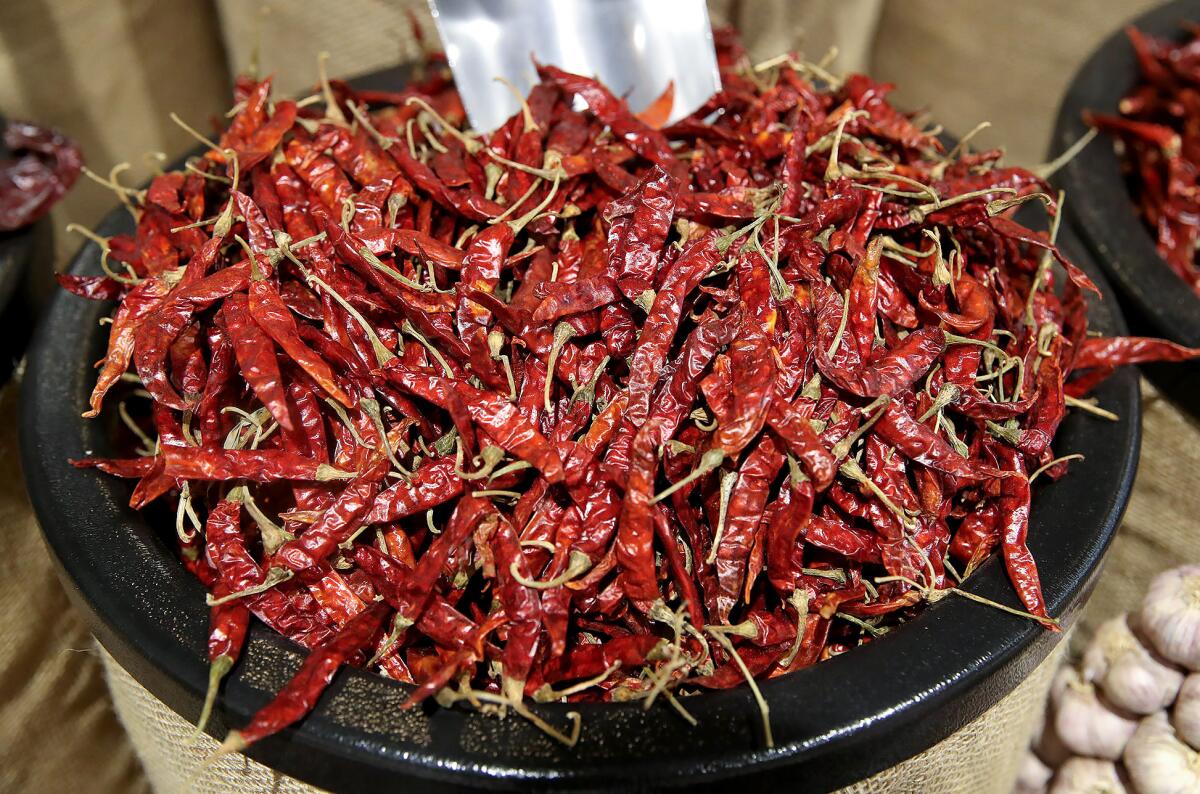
[20,26,1196,790]
[0,117,81,382]
[1053,0,1200,412]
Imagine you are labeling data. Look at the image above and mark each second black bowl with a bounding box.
[1052,0,1200,407]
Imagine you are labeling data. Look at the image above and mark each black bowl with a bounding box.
[1052,0,1200,410]
[0,215,52,382]
[0,115,59,383]
[21,67,1140,792]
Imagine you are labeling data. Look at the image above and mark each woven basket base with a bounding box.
[100,642,1062,793]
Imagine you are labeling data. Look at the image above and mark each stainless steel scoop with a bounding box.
[427,0,721,133]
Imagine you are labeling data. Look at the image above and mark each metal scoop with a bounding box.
[427,0,721,134]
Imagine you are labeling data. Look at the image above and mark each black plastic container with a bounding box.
[1052,0,1200,412]
[20,67,1142,793]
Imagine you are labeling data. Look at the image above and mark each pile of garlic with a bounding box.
[1017,564,1200,793]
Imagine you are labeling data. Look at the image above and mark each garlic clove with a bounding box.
[1037,704,1074,769]
[1015,750,1053,794]
[1173,673,1200,752]
[1085,615,1185,715]
[1138,565,1200,672]
[1054,667,1139,760]
[1123,712,1200,794]
[1048,757,1128,794]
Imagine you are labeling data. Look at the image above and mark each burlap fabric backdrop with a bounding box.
[1,1,1190,791]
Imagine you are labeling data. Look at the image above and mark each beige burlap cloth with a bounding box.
[99,640,1064,794]
[1,0,1195,791]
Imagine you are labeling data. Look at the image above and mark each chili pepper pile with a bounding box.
[1089,25,1200,294]
[0,118,81,231]
[63,30,1200,753]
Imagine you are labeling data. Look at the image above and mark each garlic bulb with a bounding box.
[1055,667,1138,760]
[1083,615,1184,714]
[1015,750,1053,794]
[1123,712,1200,794]
[1048,758,1127,794]
[1174,673,1200,752]
[1138,565,1200,671]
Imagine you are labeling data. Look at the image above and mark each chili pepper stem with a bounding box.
[488,176,543,225]
[917,383,961,423]
[1064,394,1119,421]
[510,550,591,589]
[874,575,1060,630]
[317,52,348,125]
[64,224,140,284]
[1024,194,1066,327]
[1029,453,1085,483]
[404,97,481,153]
[192,654,234,742]
[836,611,889,637]
[400,320,454,377]
[486,148,563,181]
[356,246,430,292]
[533,662,621,702]
[507,172,562,234]
[544,323,576,411]
[706,627,774,748]
[779,590,812,668]
[1033,128,1098,179]
[825,289,852,359]
[206,567,293,606]
[706,470,739,565]
[651,448,726,505]
[830,395,891,460]
[455,444,505,480]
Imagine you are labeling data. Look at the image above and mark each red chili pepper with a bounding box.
[275,474,383,571]
[0,119,82,230]
[220,293,294,432]
[993,446,1056,629]
[714,436,785,621]
[1073,336,1200,369]
[224,600,388,750]
[162,448,350,482]
[364,456,462,523]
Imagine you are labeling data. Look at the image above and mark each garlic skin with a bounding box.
[1048,757,1127,794]
[1138,565,1200,671]
[1055,667,1139,760]
[1083,615,1184,715]
[1015,750,1053,794]
[1174,673,1200,752]
[1123,712,1200,794]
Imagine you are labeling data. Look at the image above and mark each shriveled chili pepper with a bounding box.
[0,118,82,230]
[222,601,388,751]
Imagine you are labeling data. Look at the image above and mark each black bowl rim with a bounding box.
[1053,0,1200,348]
[0,215,44,321]
[20,67,1141,794]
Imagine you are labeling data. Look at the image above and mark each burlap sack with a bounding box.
[2,1,1197,791]
[100,641,1064,794]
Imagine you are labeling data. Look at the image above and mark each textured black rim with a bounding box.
[1053,0,1200,349]
[21,67,1140,793]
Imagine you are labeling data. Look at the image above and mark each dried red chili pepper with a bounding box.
[221,601,388,752]
[1091,24,1200,292]
[0,118,82,230]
